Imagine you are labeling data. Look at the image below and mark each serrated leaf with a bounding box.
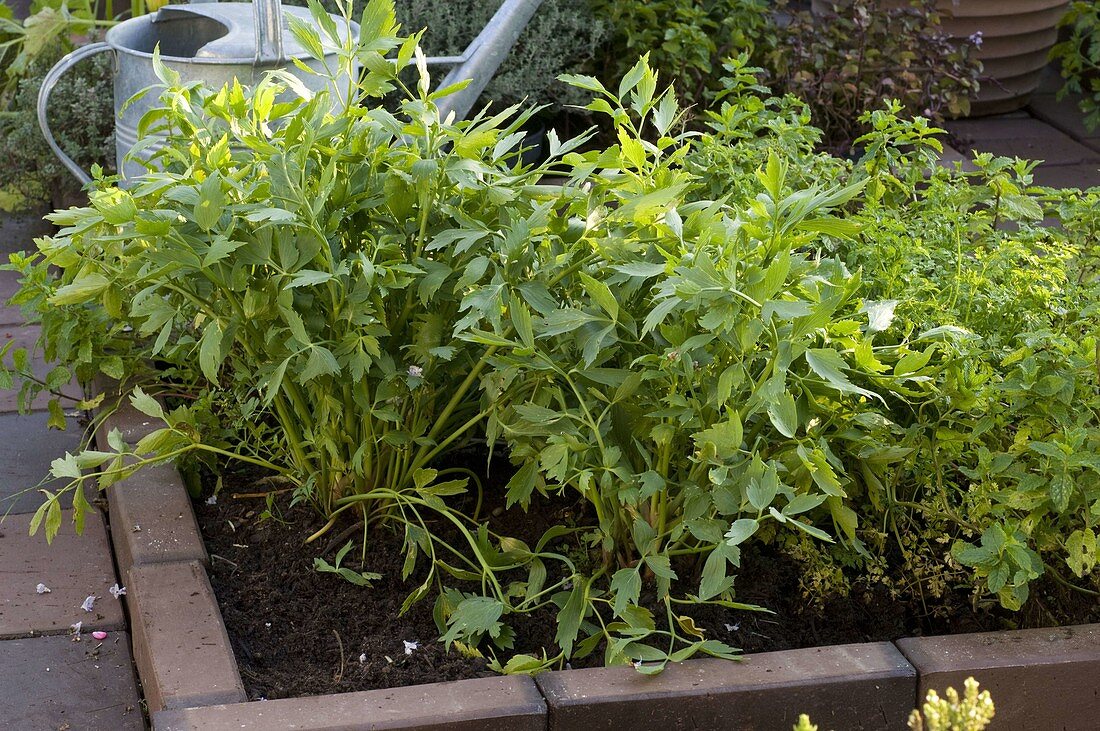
[198,320,225,382]
[805,348,879,401]
[767,391,798,438]
[610,568,641,617]
[555,582,587,657]
[301,346,340,381]
[130,387,165,420]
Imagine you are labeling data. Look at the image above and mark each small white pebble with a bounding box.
[358,653,366,664]
[81,595,96,612]
[36,583,51,594]
[264,622,271,628]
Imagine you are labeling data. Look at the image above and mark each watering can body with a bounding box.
[39,1,358,186]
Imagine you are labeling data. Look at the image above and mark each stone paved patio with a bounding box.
[942,71,1100,190]
[0,218,144,729]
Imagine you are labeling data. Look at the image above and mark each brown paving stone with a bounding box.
[536,642,916,731]
[151,676,546,731]
[0,269,27,326]
[0,323,83,413]
[96,387,166,444]
[108,462,208,579]
[897,624,1100,730]
[0,411,84,515]
[0,208,52,257]
[90,388,208,576]
[126,560,246,712]
[0,632,144,730]
[0,508,125,638]
[1031,162,1100,189]
[937,144,978,172]
[945,117,1100,166]
[1029,93,1100,150]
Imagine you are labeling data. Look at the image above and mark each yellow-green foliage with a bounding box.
[908,678,995,731]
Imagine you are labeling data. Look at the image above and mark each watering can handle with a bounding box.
[253,0,285,65]
[37,42,113,187]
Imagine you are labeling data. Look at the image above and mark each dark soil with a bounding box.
[195,455,1100,701]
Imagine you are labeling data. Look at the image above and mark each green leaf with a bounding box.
[301,346,340,381]
[504,461,538,509]
[46,399,67,431]
[804,348,879,401]
[442,596,504,646]
[610,568,641,617]
[194,173,225,232]
[698,546,735,600]
[198,320,225,382]
[747,465,779,512]
[693,414,743,458]
[578,272,618,321]
[1049,473,1074,513]
[554,582,587,657]
[783,493,827,516]
[1066,529,1097,578]
[50,274,110,305]
[766,391,798,438]
[725,518,759,546]
[286,270,335,288]
[642,297,679,335]
[130,387,166,420]
[45,498,62,544]
[510,294,535,349]
[645,555,677,581]
[952,540,995,568]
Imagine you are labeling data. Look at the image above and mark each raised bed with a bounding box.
[96,396,1100,731]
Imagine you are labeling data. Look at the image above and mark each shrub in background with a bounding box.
[766,0,981,153]
[591,0,774,107]
[590,0,981,153]
[0,41,115,210]
[399,0,608,109]
[297,0,608,109]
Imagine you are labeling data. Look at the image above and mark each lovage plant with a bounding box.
[13,0,593,596]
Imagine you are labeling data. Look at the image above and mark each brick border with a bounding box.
[94,388,1100,729]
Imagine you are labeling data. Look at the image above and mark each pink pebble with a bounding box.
[91,631,108,640]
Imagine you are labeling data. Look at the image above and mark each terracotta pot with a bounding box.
[811,0,1070,115]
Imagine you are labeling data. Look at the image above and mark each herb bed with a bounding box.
[196,460,1100,701]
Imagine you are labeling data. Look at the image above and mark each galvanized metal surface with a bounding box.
[39,0,545,186]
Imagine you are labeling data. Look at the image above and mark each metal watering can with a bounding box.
[37,0,358,185]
